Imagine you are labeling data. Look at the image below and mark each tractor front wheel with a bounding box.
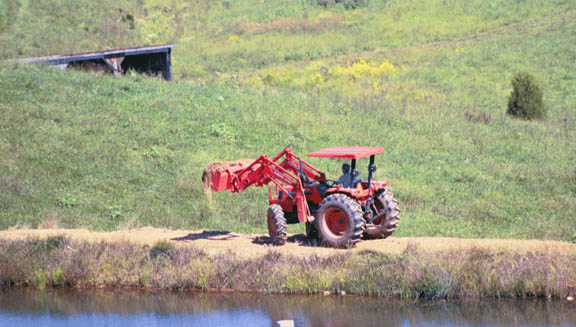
[316,194,365,248]
[365,188,400,239]
[267,204,287,245]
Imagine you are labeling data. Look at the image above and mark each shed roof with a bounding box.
[9,44,175,65]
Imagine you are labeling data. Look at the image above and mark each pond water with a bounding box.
[0,288,575,327]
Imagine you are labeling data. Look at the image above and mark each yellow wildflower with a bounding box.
[331,59,397,79]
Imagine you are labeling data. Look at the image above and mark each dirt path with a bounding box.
[1,228,574,259]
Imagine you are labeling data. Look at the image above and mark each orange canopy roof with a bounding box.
[307,146,384,159]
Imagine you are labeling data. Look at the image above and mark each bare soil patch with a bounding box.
[1,228,574,259]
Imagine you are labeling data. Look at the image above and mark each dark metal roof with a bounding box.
[8,44,176,65]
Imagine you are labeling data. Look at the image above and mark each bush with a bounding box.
[33,235,68,251]
[150,241,175,259]
[507,72,546,120]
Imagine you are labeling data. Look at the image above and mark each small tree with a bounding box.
[507,72,546,120]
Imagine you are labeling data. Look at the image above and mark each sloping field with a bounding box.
[2,64,575,240]
[1,0,575,241]
[1,228,574,259]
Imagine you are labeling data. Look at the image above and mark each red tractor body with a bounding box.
[207,147,400,247]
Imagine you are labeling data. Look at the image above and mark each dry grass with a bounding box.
[39,209,60,229]
[464,112,491,125]
[231,16,343,36]
[1,228,575,260]
[1,236,575,300]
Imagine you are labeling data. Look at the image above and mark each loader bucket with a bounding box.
[208,169,230,191]
[202,159,254,192]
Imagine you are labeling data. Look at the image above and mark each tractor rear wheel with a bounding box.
[316,194,365,248]
[267,204,287,245]
[365,189,400,239]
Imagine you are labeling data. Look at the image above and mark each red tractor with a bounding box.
[206,146,400,248]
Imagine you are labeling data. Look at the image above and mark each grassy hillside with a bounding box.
[1,0,575,240]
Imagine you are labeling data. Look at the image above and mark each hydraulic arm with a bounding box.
[208,148,325,223]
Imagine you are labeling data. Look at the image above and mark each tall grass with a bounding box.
[0,238,575,299]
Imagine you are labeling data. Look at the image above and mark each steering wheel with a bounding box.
[324,179,338,187]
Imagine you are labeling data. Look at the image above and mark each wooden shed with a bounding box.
[9,44,175,80]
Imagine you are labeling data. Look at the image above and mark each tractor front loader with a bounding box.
[205,147,400,248]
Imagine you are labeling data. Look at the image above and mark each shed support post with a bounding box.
[163,49,172,81]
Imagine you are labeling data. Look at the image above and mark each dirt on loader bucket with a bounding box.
[201,159,254,191]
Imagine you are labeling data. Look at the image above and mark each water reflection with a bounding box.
[1,288,575,327]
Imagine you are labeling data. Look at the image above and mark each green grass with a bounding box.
[0,0,575,240]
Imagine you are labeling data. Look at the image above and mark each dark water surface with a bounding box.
[1,288,575,327]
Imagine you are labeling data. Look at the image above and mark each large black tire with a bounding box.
[267,204,287,245]
[365,188,400,239]
[316,194,365,248]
